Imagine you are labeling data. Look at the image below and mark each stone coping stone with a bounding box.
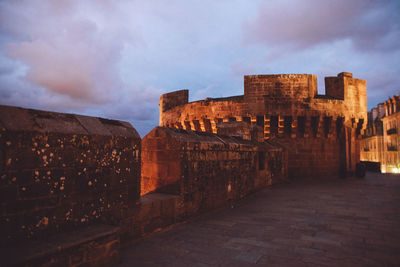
[0,105,140,138]
[2,224,120,266]
[140,192,180,204]
[153,127,283,150]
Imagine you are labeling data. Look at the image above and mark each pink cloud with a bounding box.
[1,1,133,104]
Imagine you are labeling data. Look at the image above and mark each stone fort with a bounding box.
[0,72,366,265]
[159,72,367,179]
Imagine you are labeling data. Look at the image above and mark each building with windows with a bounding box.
[361,95,400,173]
[360,104,384,167]
[382,95,400,173]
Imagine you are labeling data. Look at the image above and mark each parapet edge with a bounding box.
[0,105,140,138]
[159,89,189,113]
[244,74,315,79]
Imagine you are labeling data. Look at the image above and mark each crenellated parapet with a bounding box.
[159,89,188,125]
[160,72,366,135]
[159,72,367,178]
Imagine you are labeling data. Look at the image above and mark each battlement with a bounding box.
[160,73,364,112]
[159,89,188,111]
[160,72,366,127]
[244,73,318,102]
[159,72,367,178]
[244,72,366,103]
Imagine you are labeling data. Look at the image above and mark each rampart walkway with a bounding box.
[119,173,400,266]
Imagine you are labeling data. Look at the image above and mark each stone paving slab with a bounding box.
[119,172,400,266]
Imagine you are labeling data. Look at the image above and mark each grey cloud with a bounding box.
[364,68,400,105]
[244,0,400,53]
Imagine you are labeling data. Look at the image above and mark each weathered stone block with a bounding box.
[141,127,287,215]
[0,105,141,249]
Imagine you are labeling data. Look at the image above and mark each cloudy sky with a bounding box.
[0,0,399,136]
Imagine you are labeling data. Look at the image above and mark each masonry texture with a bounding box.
[159,72,367,179]
[0,105,141,265]
[0,72,369,266]
[141,127,287,213]
[0,105,288,266]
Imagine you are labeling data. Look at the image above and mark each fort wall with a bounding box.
[141,127,287,214]
[159,89,189,125]
[0,105,141,265]
[244,74,318,106]
[1,105,287,266]
[159,72,367,178]
[0,72,368,266]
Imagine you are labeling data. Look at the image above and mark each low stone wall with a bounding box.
[141,127,287,216]
[1,105,288,265]
[0,105,141,247]
[3,225,120,267]
[279,138,344,178]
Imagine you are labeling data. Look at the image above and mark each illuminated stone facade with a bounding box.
[360,103,384,166]
[361,96,400,173]
[360,135,384,164]
[382,95,400,173]
[160,72,367,178]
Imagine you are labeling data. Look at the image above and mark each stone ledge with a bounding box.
[2,224,120,266]
[133,193,181,236]
[0,105,140,138]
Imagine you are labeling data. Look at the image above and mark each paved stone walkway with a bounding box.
[119,173,400,266]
